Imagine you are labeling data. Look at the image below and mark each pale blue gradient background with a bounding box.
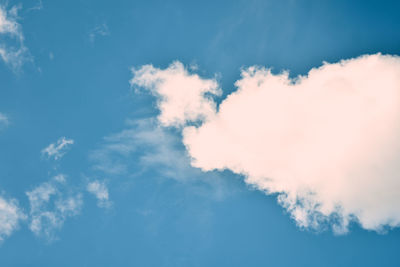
[1,0,400,266]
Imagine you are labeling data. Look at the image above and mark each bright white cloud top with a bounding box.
[131,61,221,127]
[42,137,74,160]
[131,54,400,233]
[0,195,25,242]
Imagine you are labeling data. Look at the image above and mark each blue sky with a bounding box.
[1,0,400,266]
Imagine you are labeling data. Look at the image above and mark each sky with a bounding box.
[1,0,400,266]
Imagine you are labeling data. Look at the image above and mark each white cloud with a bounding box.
[0,5,29,70]
[131,61,221,127]
[87,180,111,208]
[0,6,21,38]
[0,195,26,242]
[42,137,74,160]
[131,54,400,233]
[26,175,83,240]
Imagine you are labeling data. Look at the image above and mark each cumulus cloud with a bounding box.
[0,195,25,242]
[0,5,29,70]
[42,137,74,160]
[131,61,221,127]
[26,175,83,240]
[131,54,400,233]
[87,180,111,208]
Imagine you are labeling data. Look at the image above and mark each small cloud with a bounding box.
[27,0,43,11]
[53,174,66,183]
[88,23,110,43]
[87,180,111,208]
[0,113,8,128]
[41,137,74,160]
[0,4,30,71]
[26,175,83,241]
[0,194,26,242]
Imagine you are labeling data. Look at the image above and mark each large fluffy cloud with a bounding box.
[131,54,400,233]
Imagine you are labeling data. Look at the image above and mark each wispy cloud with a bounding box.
[89,118,232,200]
[87,180,111,208]
[42,137,74,160]
[26,175,83,241]
[90,118,209,180]
[89,23,110,43]
[27,0,43,12]
[0,195,26,242]
[0,113,8,129]
[131,54,400,234]
[0,4,30,71]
